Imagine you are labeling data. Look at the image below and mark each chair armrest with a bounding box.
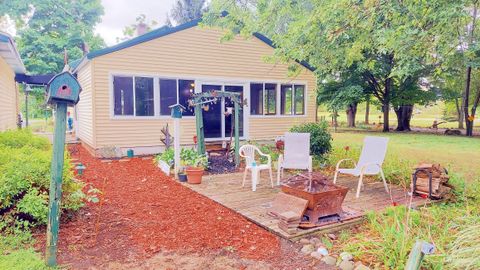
[335,158,356,171]
[257,150,272,165]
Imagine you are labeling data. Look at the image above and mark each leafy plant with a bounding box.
[0,130,86,228]
[290,121,332,157]
[155,148,175,166]
[180,148,209,169]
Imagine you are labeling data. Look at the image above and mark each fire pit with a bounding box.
[281,172,349,223]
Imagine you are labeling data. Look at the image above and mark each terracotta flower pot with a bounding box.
[185,167,204,184]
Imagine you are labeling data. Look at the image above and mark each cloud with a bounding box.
[95,0,176,46]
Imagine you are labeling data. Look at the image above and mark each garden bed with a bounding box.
[33,145,321,269]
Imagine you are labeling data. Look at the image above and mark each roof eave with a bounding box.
[0,32,26,74]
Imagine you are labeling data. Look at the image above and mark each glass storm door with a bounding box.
[224,85,244,138]
[201,84,222,138]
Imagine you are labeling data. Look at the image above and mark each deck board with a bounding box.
[182,172,433,240]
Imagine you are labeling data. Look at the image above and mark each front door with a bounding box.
[200,83,245,140]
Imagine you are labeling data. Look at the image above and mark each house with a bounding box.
[0,32,26,131]
[72,19,317,156]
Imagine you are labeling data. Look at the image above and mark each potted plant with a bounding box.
[181,148,208,184]
[155,148,174,176]
[178,168,188,182]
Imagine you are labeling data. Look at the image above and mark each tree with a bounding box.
[168,0,207,26]
[2,0,105,74]
[117,14,158,42]
[204,0,465,132]
[317,67,371,128]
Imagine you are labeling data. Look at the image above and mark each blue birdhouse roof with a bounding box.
[168,103,186,110]
[46,71,82,105]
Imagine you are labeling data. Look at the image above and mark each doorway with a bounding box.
[200,83,245,140]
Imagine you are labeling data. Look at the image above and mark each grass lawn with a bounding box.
[330,131,480,182]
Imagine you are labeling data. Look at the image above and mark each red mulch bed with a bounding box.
[34,145,319,269]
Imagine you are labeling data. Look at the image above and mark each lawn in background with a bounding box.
[331,131,480,182]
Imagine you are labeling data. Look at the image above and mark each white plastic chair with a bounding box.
[240,144,274,191]
[277,132,313,185]
[333,136,390,198]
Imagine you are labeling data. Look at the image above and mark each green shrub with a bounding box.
[290,121,332,157]
[0,130,85,228]
[0,129,50,150]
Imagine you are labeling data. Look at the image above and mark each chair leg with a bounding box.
[242,168,248,187]
[333,170,339,184]
[356,173,364,198]
[269,167,274,187]
[380,168,389,193]
[277,166,281,186]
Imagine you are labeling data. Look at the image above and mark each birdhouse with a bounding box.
[169,103,186,119]
[46,71,81,105]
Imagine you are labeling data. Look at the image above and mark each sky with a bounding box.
[95,0,176,46]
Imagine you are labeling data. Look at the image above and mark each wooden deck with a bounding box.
[182,171,431,240]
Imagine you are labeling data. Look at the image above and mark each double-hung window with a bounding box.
[113,76,154,116]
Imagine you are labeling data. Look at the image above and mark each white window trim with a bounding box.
[109,72,308,120]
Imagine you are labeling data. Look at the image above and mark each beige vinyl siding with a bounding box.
[0,56,18,131]
[89,26,316,149]
[76,61,95,147]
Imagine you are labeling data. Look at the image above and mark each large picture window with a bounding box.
[113,76,134,116]
[280,84,293,115]
[178,80,195,116]
[294,85,305,115]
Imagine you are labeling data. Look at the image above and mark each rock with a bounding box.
[300,244,315,254]
[310,251,323,260]
[315,241,325,248]
[340,252,353,261]
[309,237,321,245]
[354,263,371,270]
[299,238,311,245]
[339,260,355,270]
[321,255,336,266]
[327,233,337,240]
[317,247,329,256]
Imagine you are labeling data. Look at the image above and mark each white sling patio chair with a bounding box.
[240,144,274,191]
[333,136,390,198]
[277,132,313,185]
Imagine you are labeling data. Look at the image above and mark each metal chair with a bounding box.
[333,136,390,198]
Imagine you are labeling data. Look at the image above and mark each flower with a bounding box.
[344,146,350,151]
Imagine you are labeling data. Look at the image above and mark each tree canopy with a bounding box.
[1,0,105,74]
[204,0,468,132]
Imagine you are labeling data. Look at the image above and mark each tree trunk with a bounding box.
[332,109,338,132]
[394,105,414,131]
[383,77,392,132]
[346,103,358,127]
[464,66,473,136]
[365,98,370,124]
[456,97,464,129]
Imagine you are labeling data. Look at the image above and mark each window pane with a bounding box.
[225,85,244,137]
[159,79,177,115]
[294,85,305,115]
[135,77,154,116]
[264,83,276,115]
[178,79,195,116]
[280,84,293,115]
[250,83,263,115]
[113,76,134,116]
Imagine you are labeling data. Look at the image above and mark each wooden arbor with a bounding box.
[191,90,242,166]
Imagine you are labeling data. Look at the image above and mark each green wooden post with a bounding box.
[234,101,240,167]
[405,240,435,270]
[195,103,205,154]
[46,102,68,266]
